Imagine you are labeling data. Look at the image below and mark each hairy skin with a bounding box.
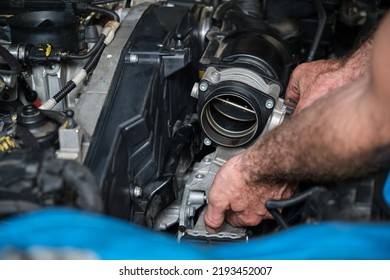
[285,36,373,113]
[204,14,390,232]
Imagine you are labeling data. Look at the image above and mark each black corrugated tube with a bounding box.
[83,43,106,73]
[52,43,106,103]
[52,80,77,103]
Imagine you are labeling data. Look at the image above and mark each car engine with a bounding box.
[0,0,389,243]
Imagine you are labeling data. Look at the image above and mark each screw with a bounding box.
[203,157,211,162]
[134,186,142,197]
[195,174,205,179]
[265,99,274,109]
[203,137,212,146]
[199,82,208,92]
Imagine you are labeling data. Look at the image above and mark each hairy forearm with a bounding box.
[241,74,390,185]
[339,35,373,82]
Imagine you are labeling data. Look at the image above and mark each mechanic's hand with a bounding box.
[204,153,294,233]
[285,59,346,114]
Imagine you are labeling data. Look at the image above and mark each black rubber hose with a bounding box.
[266,186,325,209]
[265,187,326,230]
[306,0,326,62]
[68,34,106,60]
[269,209,289,229]
[87,4,120,22]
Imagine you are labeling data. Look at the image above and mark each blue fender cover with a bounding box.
[0,209,389,260]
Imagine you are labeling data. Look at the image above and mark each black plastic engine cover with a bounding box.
[85,3,200,222]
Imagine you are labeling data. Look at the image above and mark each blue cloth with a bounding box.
[383,171,390,206]
[0,209,390,259]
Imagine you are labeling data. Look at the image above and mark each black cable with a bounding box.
[265,186,326,229]
[87,4,120,22]
[306,0,326,62]
[269,209,289,229]
[68,34,106,60]
[266,186,325,209]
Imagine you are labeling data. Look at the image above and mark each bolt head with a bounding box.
[199,82,208,92]
[203,137,212,146]
[265,99,274,109]
[129,54,139,63]
[134,186,142,197]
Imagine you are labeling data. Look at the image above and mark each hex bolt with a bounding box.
[265,99,274,109]
[134,186,143,197]
[128,54,139,64]
[203,137,212,146]
[199,82,208,92]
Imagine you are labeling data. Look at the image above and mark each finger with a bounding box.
[204,204,226,233]
[225,210,243,228]
[226,211,263,227]
[285,84,300,103]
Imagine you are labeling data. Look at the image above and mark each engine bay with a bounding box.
[1,0,390,244]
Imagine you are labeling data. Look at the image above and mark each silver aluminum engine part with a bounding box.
[201,67,281,99]
[177,146,247,241]
[29,62,84,111]
[55,2,153,162]
[155,146,248,242]
[0,70,17,101]
[74,2,153,138]
[4,43,84,109]
[196,66,294,147]
[56,124,88,162]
